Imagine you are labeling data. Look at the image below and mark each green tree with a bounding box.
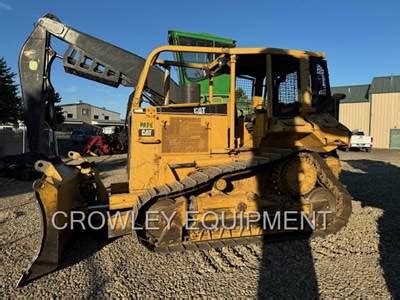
[0,57,23,124]
[235,87,247,100]
[45,89,65,126]
[52,91,65,125]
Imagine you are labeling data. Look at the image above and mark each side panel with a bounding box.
[161,117,209,153]
[129,104,229,191]
[129,112,162,190]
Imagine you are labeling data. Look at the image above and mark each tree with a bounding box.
[235,87,252,116]
[235,87,247,100]
[0,57,23,124]
[45,89,65,127]
[52,91,65,125]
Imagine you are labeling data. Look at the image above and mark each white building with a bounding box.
[60,101,124,131]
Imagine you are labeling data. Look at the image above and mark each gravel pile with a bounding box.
[1,150,399,298]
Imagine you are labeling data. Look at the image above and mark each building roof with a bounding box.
[92,120,125,126]
[63,119,83,125]
[370,75,400,94]
[331,84,370,103]
[61,101,120,115]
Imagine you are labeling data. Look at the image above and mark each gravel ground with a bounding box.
[1,149,399,298]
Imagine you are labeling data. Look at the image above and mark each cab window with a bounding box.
[310,58,332,113]
[271,55,300,117]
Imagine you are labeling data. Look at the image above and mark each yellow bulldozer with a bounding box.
[17,14,351,285]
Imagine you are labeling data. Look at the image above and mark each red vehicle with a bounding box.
[82,131,127,156]
[82,135,110,155]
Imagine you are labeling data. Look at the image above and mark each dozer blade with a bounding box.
[18,153,107,286]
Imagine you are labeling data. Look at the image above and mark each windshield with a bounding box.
[353,131,365,135]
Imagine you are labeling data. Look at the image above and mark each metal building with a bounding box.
[332,75,400,149]
[60,101,124,132]
[332,84,371,134]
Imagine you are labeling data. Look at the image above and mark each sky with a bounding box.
[0,0,399,115]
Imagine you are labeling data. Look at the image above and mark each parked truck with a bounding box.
[346,130,373,152]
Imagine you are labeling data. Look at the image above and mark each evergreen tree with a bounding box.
[51,91,65,125]
[0,57,23,124]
